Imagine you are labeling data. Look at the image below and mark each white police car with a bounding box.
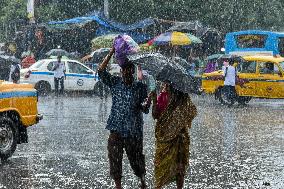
[20,58,103,95]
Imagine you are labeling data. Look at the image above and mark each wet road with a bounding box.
[1,94,284,189]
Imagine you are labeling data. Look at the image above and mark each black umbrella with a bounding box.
[220,54,245,63]
[127,53,170,76]
[91,48,111,63]
[45,49,70,57]
[0,54,21,64]
[0,54,10,61]
[69,51,82,59]
[173,56,190,70]
[8,56,21,64]
[156,63,196,94]
[127,53,195,93]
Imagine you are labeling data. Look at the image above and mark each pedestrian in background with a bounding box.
[9,61,21,84]
[52,55,66,96]
[222,59,237,105]
[98,47,151,189]
[21,45,36,68]
[150,81,197,189]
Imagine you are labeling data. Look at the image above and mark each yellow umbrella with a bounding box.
[148,31,202,46]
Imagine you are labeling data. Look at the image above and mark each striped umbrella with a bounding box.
[91,34,119,49]
[148,31,202,46]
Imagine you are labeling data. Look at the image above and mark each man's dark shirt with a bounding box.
[98,69,149,138]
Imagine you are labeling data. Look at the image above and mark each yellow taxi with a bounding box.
[0,81,42,160]
[201,55,284,104]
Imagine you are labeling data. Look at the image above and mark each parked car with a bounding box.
[20,58,121,95]
[0,81,42,160]
[201,55,284,104]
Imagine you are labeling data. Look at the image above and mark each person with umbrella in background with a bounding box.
[52,55,66,96]
[98,46,150,189]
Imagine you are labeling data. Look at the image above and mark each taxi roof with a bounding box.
[242,55,284,63]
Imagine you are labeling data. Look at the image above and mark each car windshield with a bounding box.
[236,34,267,48]
[30,60,45,69]
[68,61,91,74]
[237,61,257,73]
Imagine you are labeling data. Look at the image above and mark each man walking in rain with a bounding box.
[52,55,66,96]
[222,59,237,105]
[98,47,151,189]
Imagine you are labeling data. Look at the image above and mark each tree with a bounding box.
[0,0,283,41]
[0,0,26,40]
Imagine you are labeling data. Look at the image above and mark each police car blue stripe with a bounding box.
[31,72,98,79]
[31,71,54,75]
[66,73,96,78]
[0,91,37,99]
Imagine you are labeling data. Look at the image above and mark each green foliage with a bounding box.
[0,0,283,41]
[35,3,61,23]
[109,0,284,32]
[0,0,26,40]
[0,0,26,23]
[55,0,103,19]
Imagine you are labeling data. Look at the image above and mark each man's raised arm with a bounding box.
[98,47,115,72]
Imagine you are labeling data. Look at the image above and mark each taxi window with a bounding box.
[273,64,281,75]
[237,61,256,73]
[280,62,284,71]
[68,61,90,74]
[258,62,281,75]
[47,61,58,71]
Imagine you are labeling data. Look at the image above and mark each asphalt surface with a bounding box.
[0,94,284,189]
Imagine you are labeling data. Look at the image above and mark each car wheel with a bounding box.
[219,87,235,105]
[237,96,252,105]
[0,116,18,161]
[35,81,51,96]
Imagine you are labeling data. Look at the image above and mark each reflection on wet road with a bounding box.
[0,95,283,188]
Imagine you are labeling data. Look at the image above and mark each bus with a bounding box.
[225,30,284,57]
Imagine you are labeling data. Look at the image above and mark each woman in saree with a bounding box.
[150,81,197,189]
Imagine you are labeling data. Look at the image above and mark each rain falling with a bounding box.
[0,0,284,189]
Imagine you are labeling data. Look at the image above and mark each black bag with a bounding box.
[11,64,20,81]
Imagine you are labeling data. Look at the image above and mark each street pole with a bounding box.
[104,0,109,19]
[27,0,35,24]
